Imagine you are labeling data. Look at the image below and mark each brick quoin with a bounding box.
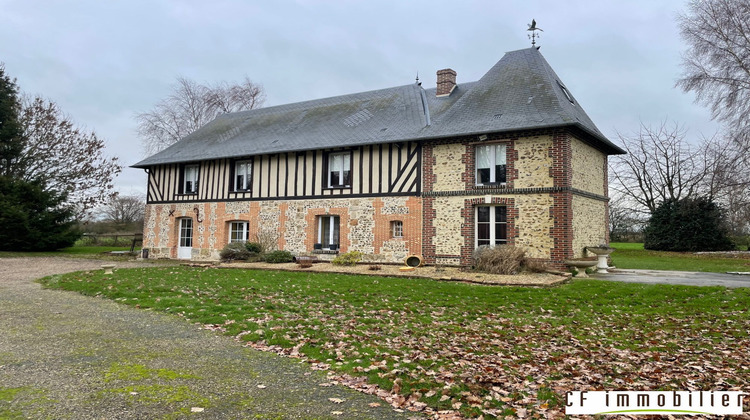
[549,131,573,268]
[421,143,438,263]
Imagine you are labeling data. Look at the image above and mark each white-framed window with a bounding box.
[317,215,340,250]
[327,152,351,188]
[234,160,252,191]
[229,221,249,243]
[475,206,507,248]
[183,164,199,194]
[475,144,506,185]
[391,220,403,238]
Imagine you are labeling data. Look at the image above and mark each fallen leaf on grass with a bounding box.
[331,411,343,415]
[190,407,204,413]
[328,397,344,404]
[256,384,267,389]
[368,402,381,407]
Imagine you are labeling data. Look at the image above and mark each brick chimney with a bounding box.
[436,68,457,97]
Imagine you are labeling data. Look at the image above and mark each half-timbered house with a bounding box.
[133,47,625,267]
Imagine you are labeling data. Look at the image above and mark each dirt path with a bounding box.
[0,257,415,419]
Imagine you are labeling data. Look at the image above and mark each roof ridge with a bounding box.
[223,83,423,119]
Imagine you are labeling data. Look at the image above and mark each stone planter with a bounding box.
[564,259,598,278]
[585,246,615,273]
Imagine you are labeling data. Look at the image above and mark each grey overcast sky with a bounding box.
[0,0,719,195]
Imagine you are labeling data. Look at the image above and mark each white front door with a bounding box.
[178,218,193,259]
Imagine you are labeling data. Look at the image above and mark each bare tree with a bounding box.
[610,121,708,214]
[17,95,122,218]
[99,194,145,225]
[608,193,646,242]
[677,0,750,137]
[137,76,265,155]
[611,120,750,238]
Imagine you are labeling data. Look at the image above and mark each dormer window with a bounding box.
[475,144,506,185]
[183,164,199,194]
[327,151,351,188]
[557,80,574,104]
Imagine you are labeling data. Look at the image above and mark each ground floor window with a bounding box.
[391,220,403,238]
[317,215,340,250]
[229,221,249,243]
[475,206,507,247]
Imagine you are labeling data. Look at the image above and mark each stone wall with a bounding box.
[514,136,554,189]
[571,137,605,195]
[431,196,465,256]
[514,194,555,259]
[571,195,607,258]
[430,142,466,192]
[141,196,421,263]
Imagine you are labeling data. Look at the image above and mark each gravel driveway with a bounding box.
[0,257,413,419]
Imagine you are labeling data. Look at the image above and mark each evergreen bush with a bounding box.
[263,250,294,263]
[219,242,252,261]
[244,242,263,254]
[0,178,81,251]
[644,197,734,252]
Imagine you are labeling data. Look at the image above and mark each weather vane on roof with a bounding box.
[527,19,543,47]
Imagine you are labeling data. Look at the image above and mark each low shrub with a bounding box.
[244,242,263,254]
[473,245,526,275]
[332,251,363,266]
[220,242,252,261]
[254,231,279,253]
[263,250,294,263]
[523,258,549,273]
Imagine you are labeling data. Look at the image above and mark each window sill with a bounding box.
[323,185,352,190]
[312,249,339,255]
[176,192,198,196]
[474,183,507,188]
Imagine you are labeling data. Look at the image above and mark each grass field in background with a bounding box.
[0,246,138,259]
[609,242,750,272]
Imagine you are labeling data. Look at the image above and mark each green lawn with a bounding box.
[39,267,750,418]
[609,242,750,272]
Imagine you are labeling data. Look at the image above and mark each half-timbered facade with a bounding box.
[134,47,624,267]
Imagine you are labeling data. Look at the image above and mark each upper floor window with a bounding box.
[327,151,351,188]
[234,160,252,191]
[183,164,199,194]
[476,144,506,185]
[229,221,249,243]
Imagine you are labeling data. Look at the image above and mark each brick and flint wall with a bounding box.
[142,196,422,263]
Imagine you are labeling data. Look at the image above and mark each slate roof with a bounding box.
[133,47,624,168]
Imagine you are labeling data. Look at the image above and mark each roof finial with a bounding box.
[415,71,421,86]
[527,18,543,47]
